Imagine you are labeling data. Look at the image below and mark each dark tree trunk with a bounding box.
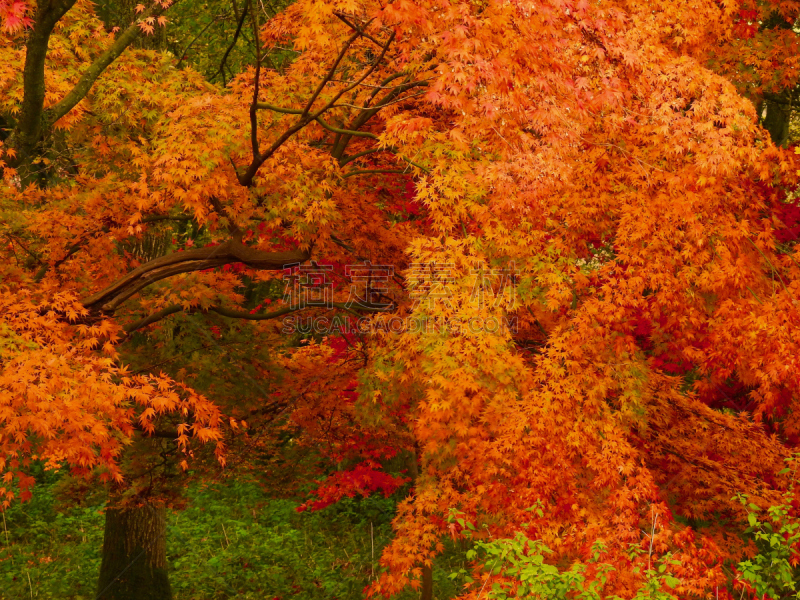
[407,450,434,600]
[421,564,434,600]
[96,503,172,600]
[15,0,77,186]
[761,96,792,147]
[13,0,157,187]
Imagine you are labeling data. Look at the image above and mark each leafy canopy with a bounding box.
[2,0,800,598]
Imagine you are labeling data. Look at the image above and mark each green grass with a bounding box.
[0,476,394,599]
[0,466,468,599]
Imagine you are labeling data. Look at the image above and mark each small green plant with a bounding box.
[446,507,680,600]
[734,454,800,600]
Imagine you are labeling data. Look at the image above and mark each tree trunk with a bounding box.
[421,564,434,600]
[760,93,793,147]
[15,0,78,186]
[96,503,172,600]
[408,450,434,600]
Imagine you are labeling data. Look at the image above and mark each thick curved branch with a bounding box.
[35,214,192,283]
[82,238,309,313]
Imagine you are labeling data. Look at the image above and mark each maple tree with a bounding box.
[3,0,800,598]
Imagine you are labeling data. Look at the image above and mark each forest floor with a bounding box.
[0,470,462,599]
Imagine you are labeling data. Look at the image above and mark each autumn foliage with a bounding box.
[3,0,800,597]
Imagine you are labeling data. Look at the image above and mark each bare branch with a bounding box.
[333,11,384,48]
[308,29,396,122]
[178,13,227,68]
[248,0,262,159]
[301,30,362,119]
[124,304,185,333]
[332,77,426,161]
[333,90,427,112]
[210,2,248,78]
[237,28,396,186]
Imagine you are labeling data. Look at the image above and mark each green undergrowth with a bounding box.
[0,471,463,599]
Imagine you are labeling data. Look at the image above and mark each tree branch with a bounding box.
[301,30,362,119]
[333,11,384,48]
[211,301,390,318]
[47,1,173,125]
[332,78,427,161]
[5,233,45,266]
[177,12,226,68]
[124,304,186,333]
[255,102,304,114]
[308,29,396,122]
[140,214,197,224]
[342,169,404,178]
[211,0,248,82]
[209,304,295,321]
[247,0,262,159]
[236,27,396,186]
[338,147,384,167]
[81,238,309,313]
[123,299,390,334]
[33,237,86,282]
[315,117,379,139]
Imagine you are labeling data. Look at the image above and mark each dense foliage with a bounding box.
[3,0,800,598]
